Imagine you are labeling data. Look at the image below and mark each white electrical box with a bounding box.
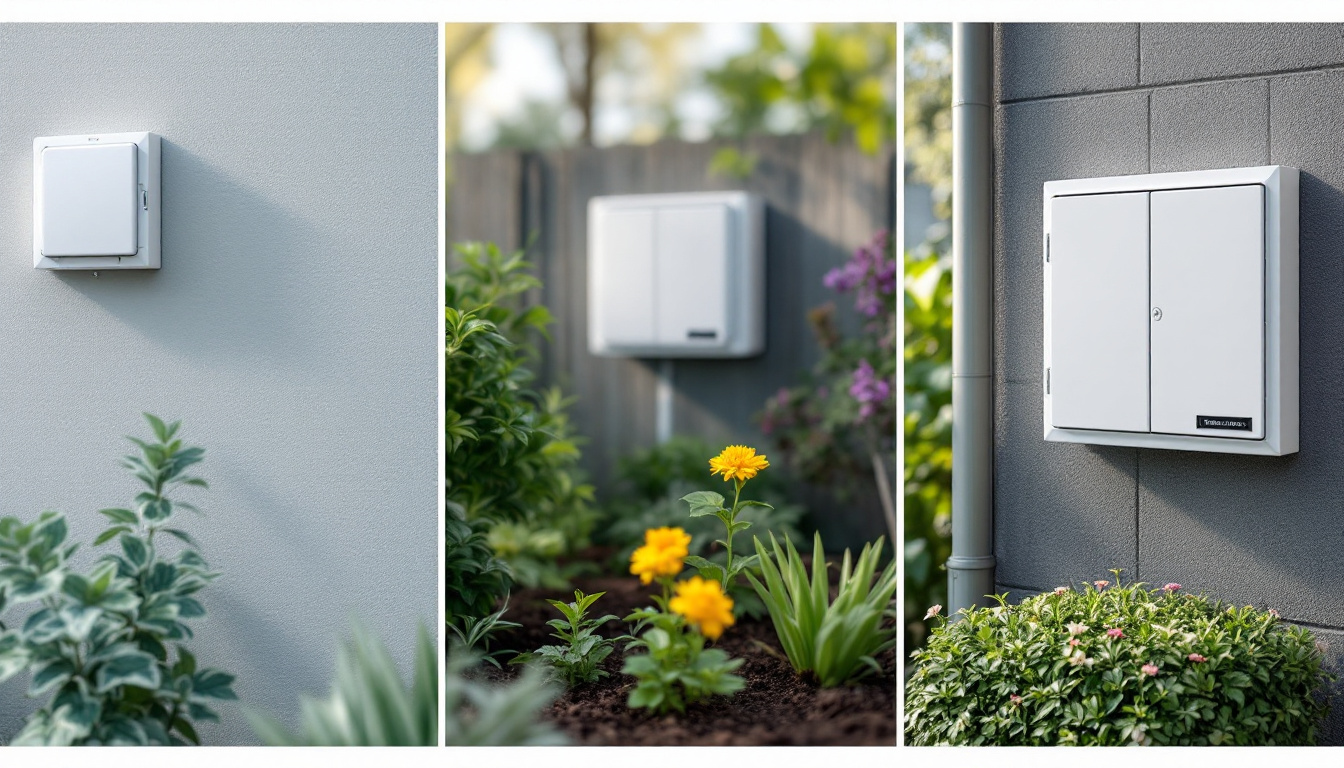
[34,132,160,270]
[588,191,765,358]
[1043,166,1298,455]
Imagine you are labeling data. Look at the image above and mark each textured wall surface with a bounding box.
[994,23,1344,742]
[0,25,438,744]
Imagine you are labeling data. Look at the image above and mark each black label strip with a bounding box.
[1196,415,1252,431]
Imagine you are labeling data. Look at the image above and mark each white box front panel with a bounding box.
[41,143,139,257]
[1049,192,1151,433]
[654,204,730,349]
[587,191,764,358]
[594,208,657,346]
[1150,185,1265,439]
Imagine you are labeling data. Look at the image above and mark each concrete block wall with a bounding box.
[993,23,1344,742]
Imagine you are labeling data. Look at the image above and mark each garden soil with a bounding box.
[482,572,897,746]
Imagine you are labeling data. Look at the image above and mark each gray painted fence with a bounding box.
[993,22,1344,743]
[449,133,894,548]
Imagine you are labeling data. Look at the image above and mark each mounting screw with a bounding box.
[1152,307,1162,321]
[91,271,99,278]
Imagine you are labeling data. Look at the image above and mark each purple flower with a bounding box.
[849,359,892,421]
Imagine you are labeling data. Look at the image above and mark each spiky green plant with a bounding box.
[746,531,898,687]
[247,622,437,746]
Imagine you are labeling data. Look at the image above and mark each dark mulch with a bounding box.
[483,573,897,746]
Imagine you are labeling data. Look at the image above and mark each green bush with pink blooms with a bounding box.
[904,573,1331,746]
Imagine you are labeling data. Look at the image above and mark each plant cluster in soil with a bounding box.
[481,571,897,746]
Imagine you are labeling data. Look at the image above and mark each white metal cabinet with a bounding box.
[1042,166,1298,456]
[1048,192,1150,433]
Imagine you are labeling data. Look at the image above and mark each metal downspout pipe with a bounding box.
[947,23,997,617]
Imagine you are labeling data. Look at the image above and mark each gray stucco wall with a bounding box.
[994,23,1344,742]
[0,25,438,744]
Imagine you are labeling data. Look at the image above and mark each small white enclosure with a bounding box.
[34,132,160,270]
[1043,166,1298,455]
[588,191,765,358]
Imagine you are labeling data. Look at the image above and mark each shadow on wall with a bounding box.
[49,139,318,369]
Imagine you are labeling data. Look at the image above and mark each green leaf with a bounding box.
[29,658,76,696]
[161,528,199,548]
[95,650,160,692]
[192,669,237,700]
[95,526,133,546]
[120,535,149,570]
[681,491,726,517]
[99,508,139,525]
[738,500,775,511]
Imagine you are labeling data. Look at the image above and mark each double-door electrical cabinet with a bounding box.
[1043,166,1298,456]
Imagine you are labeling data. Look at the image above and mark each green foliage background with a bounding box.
[903,22,953,657]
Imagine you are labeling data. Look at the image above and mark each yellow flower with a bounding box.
[670,576,736,640]
[708,445,769,483]
[629,526,690,584]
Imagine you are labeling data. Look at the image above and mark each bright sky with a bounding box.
[459,22,814,151]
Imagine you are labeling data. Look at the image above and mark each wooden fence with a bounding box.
[448,132,894,547]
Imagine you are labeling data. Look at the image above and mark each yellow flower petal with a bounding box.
[669,576,735,640]
[708,445,769,483]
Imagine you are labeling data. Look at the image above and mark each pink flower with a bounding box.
[1053,587,1069,596]
[1187,653,1207,663]
[924,604,942,620]
[1068,638,1080,647]
[1163,583,1181,592]
[1268,608,1281,619]
[1107,628,1124,639]
[1141,663,1159,677]
[1066,622,1089,636]
[1094,580,1109,590]
[1010,694,1022,706]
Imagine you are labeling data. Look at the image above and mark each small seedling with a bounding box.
[512,590,618,686]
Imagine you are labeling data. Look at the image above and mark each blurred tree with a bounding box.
[540,23,700,147]
[445,24,494,157]
[704,23,897,153]
[902,22,952,656]
[904,23,952,221]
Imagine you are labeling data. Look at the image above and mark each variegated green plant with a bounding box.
[746,531,898,687]
[0,414,235,745]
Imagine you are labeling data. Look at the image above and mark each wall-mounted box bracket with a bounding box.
[1043,165,1298,456]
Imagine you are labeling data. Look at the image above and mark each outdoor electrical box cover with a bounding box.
[34,132,161,270]
[587,191,765,358]
[1043,165,1299,456]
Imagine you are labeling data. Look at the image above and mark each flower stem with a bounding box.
[724,479,743,590]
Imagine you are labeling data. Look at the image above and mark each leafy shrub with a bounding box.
[903,247,951,655]
[746,531,897,687]
[446,242,596,590]
[512,590,617,686]
[446,648,566,746]
[905,576,1331,746]
[445,501,512,623]
[0,414,235,745]
[622,577,745,714]
[248,622,437,746]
